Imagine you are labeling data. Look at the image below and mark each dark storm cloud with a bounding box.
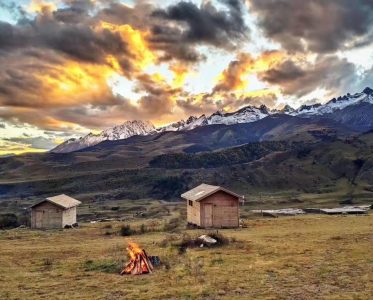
[39,23,127,64]
[150,0,248,61]
[259,60,305,84]
[0,18,128,65]
[63,0,96,11]
[259,55,356,97]
[95,1,151,28]
[248,0,373,53]
[0,21,30,50]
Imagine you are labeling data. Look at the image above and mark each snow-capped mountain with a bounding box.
[52,120,155,153]
[157,105,271,132]
[52,87,372,153]
[293,87,373,116]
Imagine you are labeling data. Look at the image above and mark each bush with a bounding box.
[119,224,133,236]
[140,223,147,234]
[17,213,30,227]
[0,213,18,229]
[41,258,54,270]
[206,231,230,246]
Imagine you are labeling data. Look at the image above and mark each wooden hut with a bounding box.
[182,184,242,228]
[30,194,81,229]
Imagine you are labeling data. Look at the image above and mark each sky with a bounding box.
[0,0,372,155]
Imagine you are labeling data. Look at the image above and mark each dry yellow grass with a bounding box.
[0,214,372,300]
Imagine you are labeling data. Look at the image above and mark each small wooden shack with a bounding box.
[30,194,81,229]
[182,183,242,228]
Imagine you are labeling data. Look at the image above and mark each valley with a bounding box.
[0,88,373,218]
[0,214,371,299]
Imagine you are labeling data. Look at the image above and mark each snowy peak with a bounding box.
[363,87,373,95]
[207,105,270,125]
[51,120,155,153]
[281,104,295,114]
[52,87,372,153]
[295,88,373,116]
[101,120,155,140]
[158,104,272,132]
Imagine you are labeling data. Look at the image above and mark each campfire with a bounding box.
[120,242,154,275]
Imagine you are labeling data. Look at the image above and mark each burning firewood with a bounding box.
[120,242,154,275]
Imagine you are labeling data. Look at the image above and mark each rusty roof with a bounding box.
[31,194,81,209]
[181,183,242,202]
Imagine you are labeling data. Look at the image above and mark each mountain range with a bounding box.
[1,87,373,206]
[51,87,373,153]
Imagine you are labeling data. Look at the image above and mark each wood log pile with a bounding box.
[120,243,154,275]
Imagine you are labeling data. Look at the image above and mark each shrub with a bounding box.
[41,258,54,269]
[0,213,18,229]
[119,224,133,236]
[206,231,230,246]
[140,223,147,234]
[17,213,30,227]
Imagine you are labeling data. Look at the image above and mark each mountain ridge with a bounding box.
[51,87,373,153]
[51,120,155,153]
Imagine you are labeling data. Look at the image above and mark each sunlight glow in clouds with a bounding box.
[0,0,371,155]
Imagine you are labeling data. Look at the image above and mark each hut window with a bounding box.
[188,200,193,206]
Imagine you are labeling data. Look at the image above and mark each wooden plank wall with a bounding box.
[187,200,201,226]
[200,191,239,228]
[31,202,63,228]
[62,206,77,227]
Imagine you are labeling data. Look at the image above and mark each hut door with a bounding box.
[35,211,43,228]
[204,204,213,227]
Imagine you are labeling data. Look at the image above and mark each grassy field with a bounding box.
[0,214,372,300]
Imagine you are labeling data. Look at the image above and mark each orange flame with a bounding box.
[121,242,154,275]
[127,242,143,260]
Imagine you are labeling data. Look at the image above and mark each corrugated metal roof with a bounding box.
[181,183,241,202]
[31,194,81,209]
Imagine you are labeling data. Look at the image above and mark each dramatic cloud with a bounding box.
[150,0,248,61]
[213,51,285,92]
[259,55,356,97]
[0,13,129,66]
[0,0,371,155]
[0,49,120,108]
[176,91,277,117]
[248,0,373,53]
